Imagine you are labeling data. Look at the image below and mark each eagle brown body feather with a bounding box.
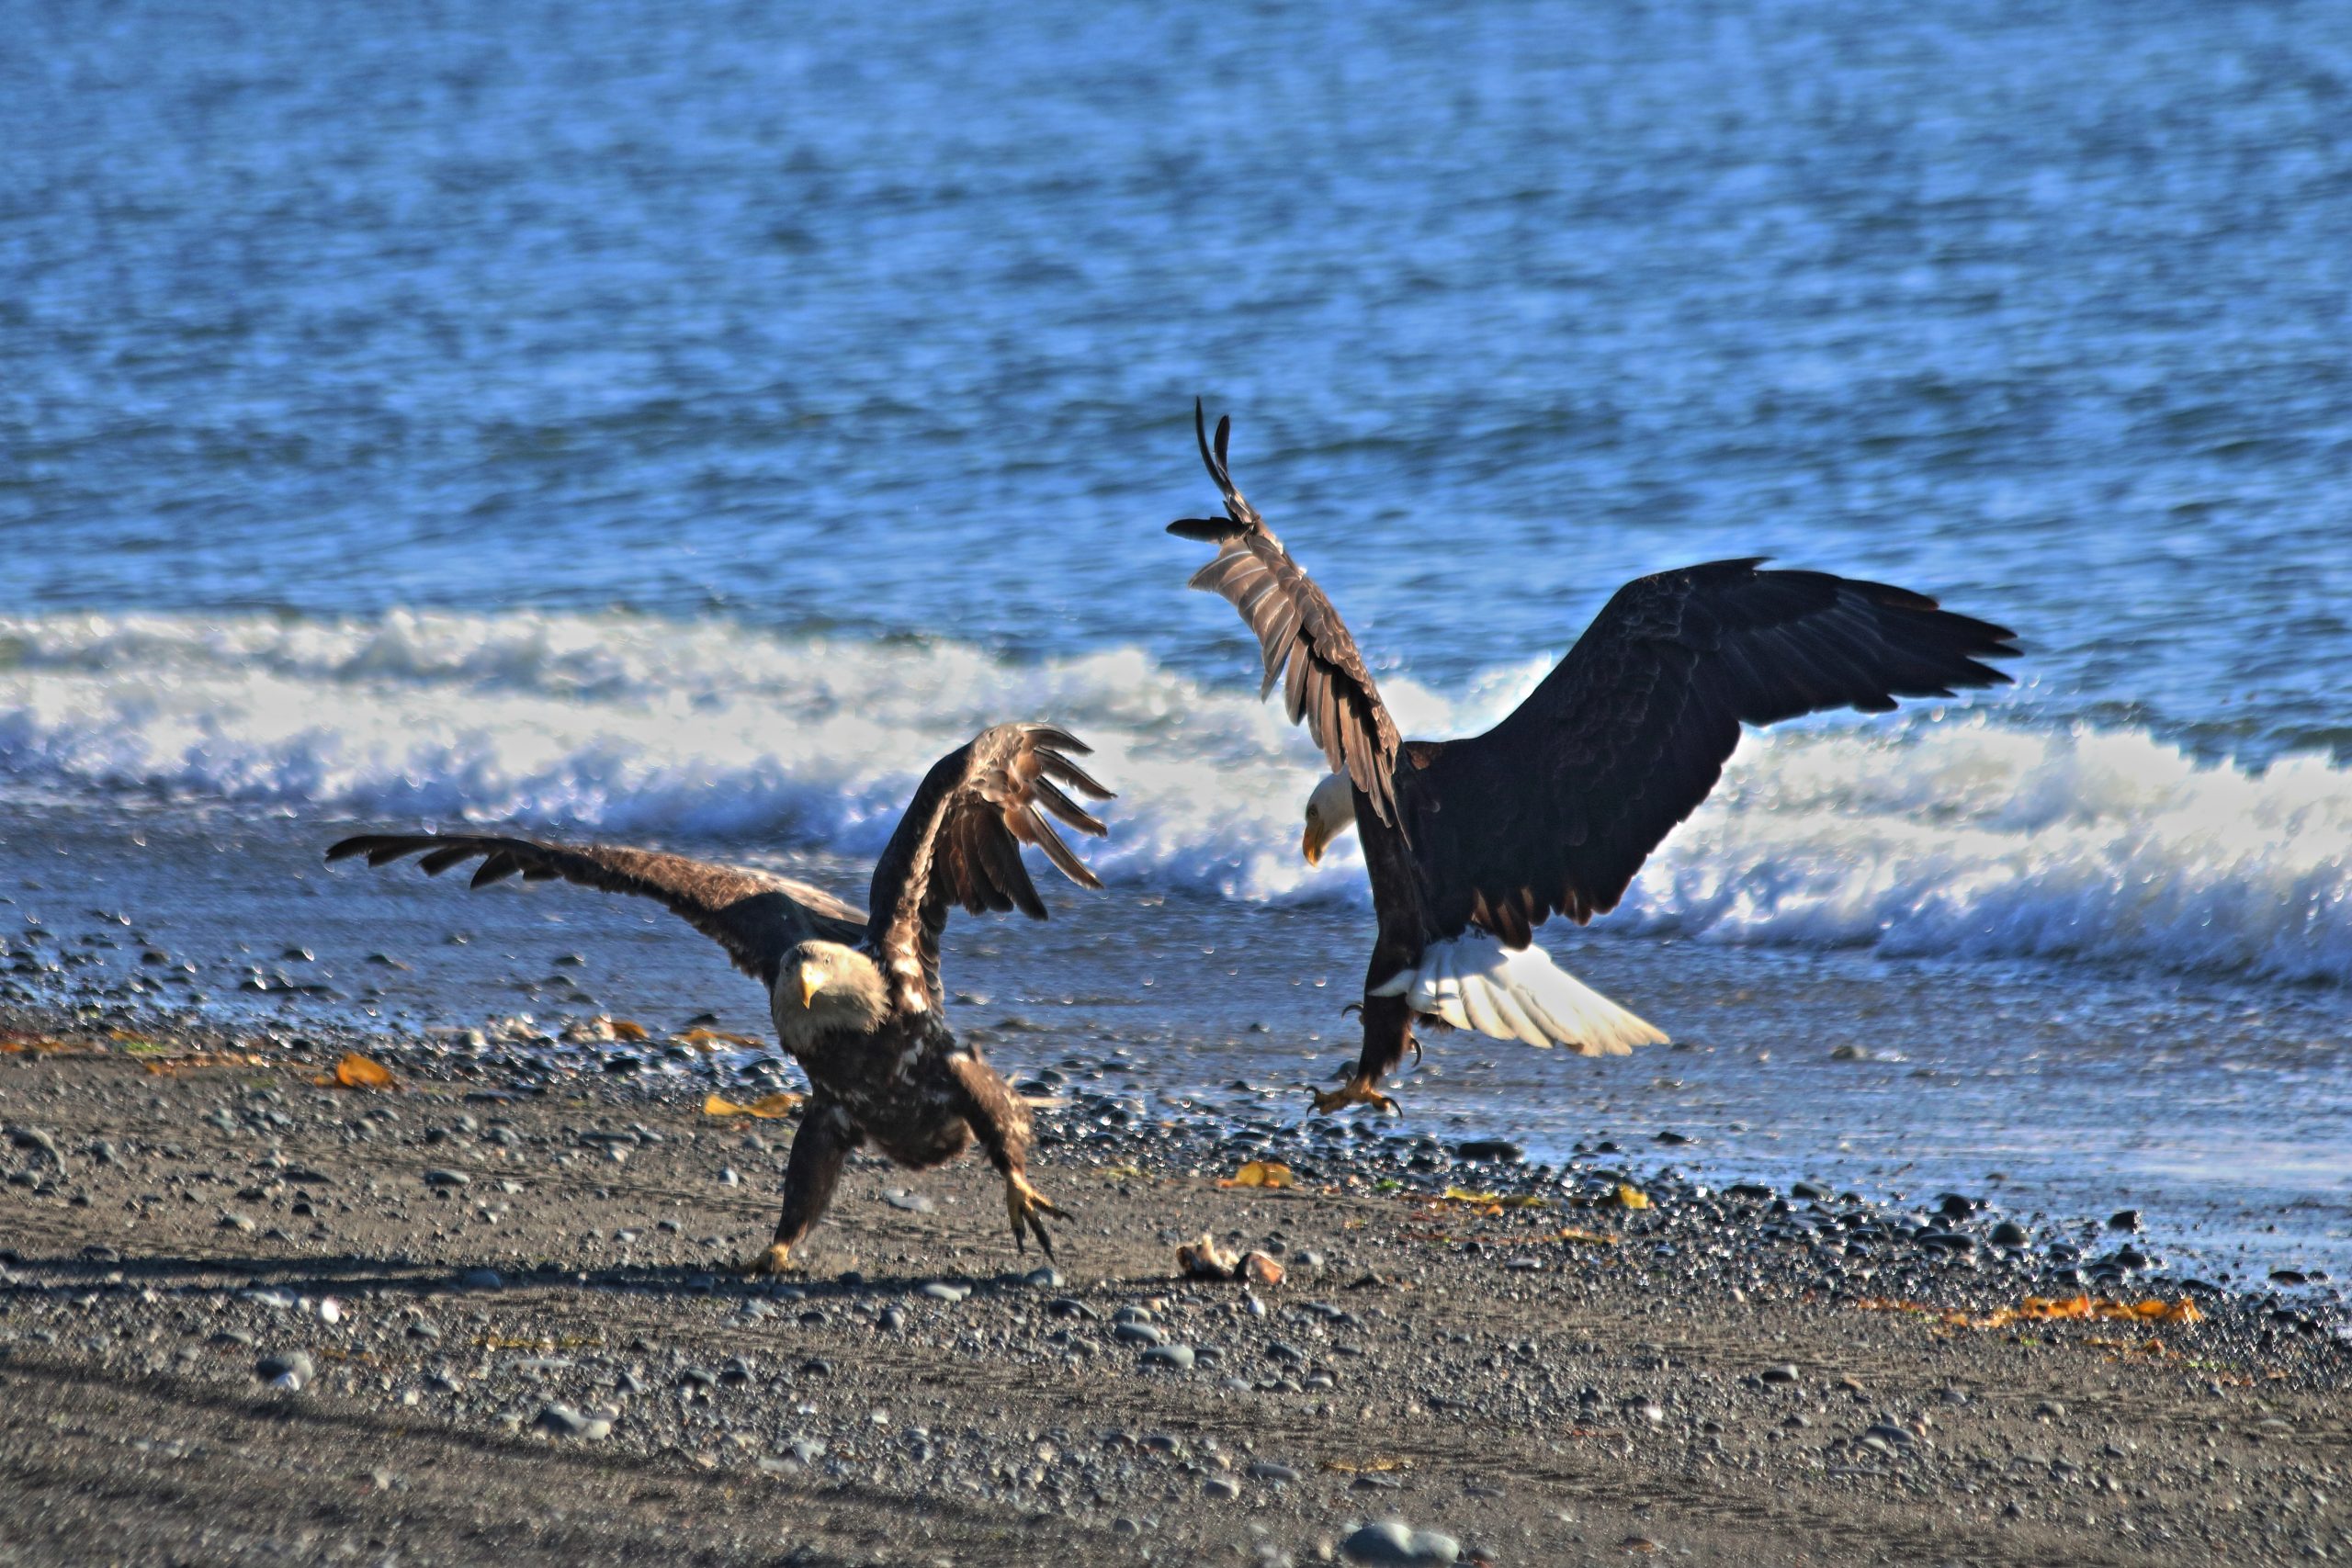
[1172,403,2019,1102]
[328,722,1111,1264]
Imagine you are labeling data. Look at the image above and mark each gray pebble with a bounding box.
[920,1281,970,1303]
[6,1126,63,1167]
[1140,1344,1195,1371]
[1341,1520,1461,1564]
[1114,1320,1166,1347]
[1248,1461,1301,1483]
[1759,1364,1800,1385]
[1204,1476,1240,1500]
[458,1268,503,1290]
[533,1403,607,1438]
[256,1350,314,1391]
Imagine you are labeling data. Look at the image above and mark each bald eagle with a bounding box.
[327,723,1112,1271]
[1170,405,2018,1114]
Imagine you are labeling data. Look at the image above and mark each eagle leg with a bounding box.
[1310,992,1411,1115]
[1005,1169,1069,1258]
[1310,1075,1400,1116]
[743,1096,859,1276]
[944,1048,1067,1259]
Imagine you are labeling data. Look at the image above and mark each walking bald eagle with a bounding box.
[327,723,1112,1271]
[1170,405,2018,1114]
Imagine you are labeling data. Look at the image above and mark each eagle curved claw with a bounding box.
[744,1241,797,1277]
[1005,1171,1067,1258]
[1310,1077,1399,1116]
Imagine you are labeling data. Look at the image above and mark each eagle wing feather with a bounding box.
[323,834,867,989]
[1169,402,1403,827]
[1413,559,2018,941]
[865,724,1114,1010]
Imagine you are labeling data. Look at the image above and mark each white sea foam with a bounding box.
[3,608,2346,985]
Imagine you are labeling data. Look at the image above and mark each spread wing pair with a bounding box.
[329,723,1111,1268]
[1172,402,2018,1111]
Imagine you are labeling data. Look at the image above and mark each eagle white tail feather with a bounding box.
[1369,931,1669,1055]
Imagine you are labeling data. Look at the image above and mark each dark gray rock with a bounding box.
[1342,1520,1461,1563]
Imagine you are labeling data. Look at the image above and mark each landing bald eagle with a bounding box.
[327,723,1112,1270]
[1170,405,2018,1114]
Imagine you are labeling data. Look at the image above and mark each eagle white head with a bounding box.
[1301,771,1360,866]
[772,940,891,1050]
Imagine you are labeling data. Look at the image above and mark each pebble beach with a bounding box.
[5,1004,2346,1565]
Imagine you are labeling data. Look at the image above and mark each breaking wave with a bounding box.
[3,607,2347,985]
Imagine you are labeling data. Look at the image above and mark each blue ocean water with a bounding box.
[3,2,2348,1275]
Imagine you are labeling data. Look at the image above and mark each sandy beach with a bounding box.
[5,1009,2346,1567]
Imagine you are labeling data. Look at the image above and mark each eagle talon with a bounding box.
[1310,1077,1399,1116]
[1005,1171,1067,1259]
[743,1242,797,1277]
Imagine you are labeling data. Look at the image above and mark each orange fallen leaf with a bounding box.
[607,1019,650,1043]
[1218,1160,1294,1190]
[315,1052,396,1089]
[1608,1184,1650,1211]
[1860,1292,2201,1330]
[1,1036,99,1055]
[677,1027,764,1049]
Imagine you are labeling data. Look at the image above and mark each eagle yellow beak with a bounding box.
[797,967,824,1009]
[1301,811,1329,867]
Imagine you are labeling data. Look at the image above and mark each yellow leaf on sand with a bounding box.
[316,1052,395,1089]
[704,1092,794,1118]
[1555,1227,1619,1247]
[607,1019,649,1043]
[703,1091,801,1119]
[145,1051,260,1075]
[1442,1187,1500,1205]
[1610,1185,1650,1211]
[1218,1160,1294,1190]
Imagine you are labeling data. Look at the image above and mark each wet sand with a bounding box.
[4,1012,2347,1566]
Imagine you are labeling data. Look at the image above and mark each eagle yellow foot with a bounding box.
[1005,1170,1068,1259]
[1311,1077,1400,1116]
[743,1241,797,1277]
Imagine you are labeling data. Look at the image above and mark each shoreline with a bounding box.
[5,1002,2349,1565]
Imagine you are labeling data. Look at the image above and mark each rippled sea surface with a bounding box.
[4,1,2348,1278]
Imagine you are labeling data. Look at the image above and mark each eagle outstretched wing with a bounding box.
[865,723,1114,1009]
[1410,559,2018,946]
[323,834,867,988]
[1169,402,1403,828]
